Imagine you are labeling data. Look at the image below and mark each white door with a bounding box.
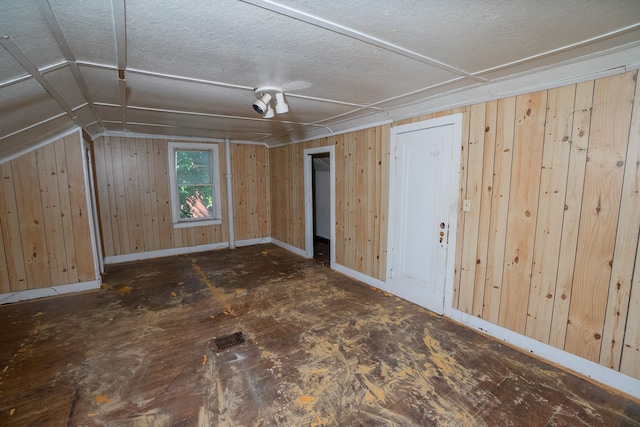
[388,115,461,314]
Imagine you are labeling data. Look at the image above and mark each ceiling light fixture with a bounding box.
[263,103,275,119]
[274,92,289,114]
[253,87,289,118]
[252,93,272,115]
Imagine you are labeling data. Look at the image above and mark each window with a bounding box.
[168,142,222,228]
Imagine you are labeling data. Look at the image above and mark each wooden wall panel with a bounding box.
[334,135,345,265]
[12,151,52,288]
[259,144,272,239]
[481,97,516,324]
[37,143,69,285]
[564,73,635,362]
[271,142,301,249]
[292,143,305,250]
[600,75,640,371]
[616,76,640,378]
[548,81,594,348]
[525,85,576,342]
[111,138,131,255]
[355,131,367,273]
[621,241,640,378]
[269,126,390,281]
[53,137,80,283]
[152,139,173,250]
[233,143,248,239]
[145,140,161,250]
[93,135,113,256]
[445,70,640,379]
[121,141,144,253]
[63,134,96,282]
[457,103,487,313]
[344,133,356,269]
[0,220,8,293]
[0,132,96,292]
[498,91,547,334]
[93,137,270,257]
[470,101,497,318]
[0,162,26,291]
[232,143,270,241]
[378,128,390,281]
[453,107,470,308]
[136,139,155,252]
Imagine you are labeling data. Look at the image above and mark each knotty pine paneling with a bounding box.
[269,128,390,281]
[231,143,270,241]
[609,75,640,376]
[0,132,96,292]
[65,135,97,282]
[548,81,594,350]
[525,85,576,343]
[481,98,516,325]
[93,137,270,257]
[0,162,27,292]
[12,151,52,288]
[564,73,635,363]
[270,141,304,250]
[454,70,640,379]
[94,137,225,255]
[499,90,548,335]
[457,103,488,314]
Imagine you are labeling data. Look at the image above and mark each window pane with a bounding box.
[178,185,214,219]
[176,151,211,184]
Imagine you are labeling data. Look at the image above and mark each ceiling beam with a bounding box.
[111,0,128,130]
[111,0,127,70]
[0,36,82,128]
[33,0,105,132]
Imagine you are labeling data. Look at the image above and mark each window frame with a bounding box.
[167,142,222,228]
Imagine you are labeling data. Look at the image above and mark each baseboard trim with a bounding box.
[104,238,274,265]
[444,307,640,400]
[0,280,102,305]
[331,263,390,292]
[271,238,307,258]
[105,243,230,264]
[235,237,272,247]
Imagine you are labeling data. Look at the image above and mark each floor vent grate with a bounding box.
[211,332,245,352]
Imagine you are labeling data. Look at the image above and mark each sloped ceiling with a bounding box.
[1,0,640,160]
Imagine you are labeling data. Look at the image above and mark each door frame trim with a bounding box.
[303,146,335,267]
[387,113,463,314]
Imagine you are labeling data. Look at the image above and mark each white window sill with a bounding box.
[172,218,222,229]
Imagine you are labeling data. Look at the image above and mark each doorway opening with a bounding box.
[311,154,330,264]
[304,146,335,268]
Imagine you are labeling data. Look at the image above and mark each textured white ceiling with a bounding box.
[1,0,639,159]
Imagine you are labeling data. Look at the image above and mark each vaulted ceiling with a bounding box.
[1,0,640,160]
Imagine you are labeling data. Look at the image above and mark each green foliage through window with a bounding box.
[176,150,214,220]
